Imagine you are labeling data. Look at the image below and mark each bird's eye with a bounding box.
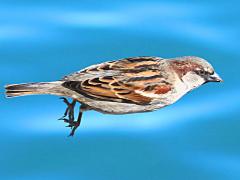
[198,70,205,75]
[209,71,214,75]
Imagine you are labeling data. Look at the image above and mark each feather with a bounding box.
[62,57,172,105]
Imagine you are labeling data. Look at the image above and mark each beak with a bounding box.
[207,72,223,82]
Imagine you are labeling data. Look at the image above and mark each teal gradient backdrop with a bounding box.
[1,0,240,179]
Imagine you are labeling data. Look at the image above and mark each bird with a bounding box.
[5,56,223,136]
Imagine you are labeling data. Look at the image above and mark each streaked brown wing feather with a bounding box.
[62,56,171,105]
[62,78,153,105]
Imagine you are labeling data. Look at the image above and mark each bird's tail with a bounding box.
[5,81,63,98]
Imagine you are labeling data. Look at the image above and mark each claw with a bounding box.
[68,128,78,136]
[59,97,76,122]
[60,97,68,102]
[58,99,85,137]
[68,121,80,137]
[68,133,74,137]
[66,125,73,128]
[58,116,66,120]
[62,118,70,122]
[59,97,69,105]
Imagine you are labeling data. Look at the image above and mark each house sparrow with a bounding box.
[5,56,223,136]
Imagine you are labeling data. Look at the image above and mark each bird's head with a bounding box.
[169,56,223,90]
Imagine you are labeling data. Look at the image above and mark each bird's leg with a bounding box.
[59,101,89,136]
[59,97,76,122]
[67,104,89,136]
[68,106,83,137]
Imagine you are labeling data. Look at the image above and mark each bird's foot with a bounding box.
[58,99,84,137]
[58,97,76,121]
[60,118,80,137]
[68,121,80,137]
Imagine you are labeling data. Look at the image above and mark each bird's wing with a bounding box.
[62,56,172,105]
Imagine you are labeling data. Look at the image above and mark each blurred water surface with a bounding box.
[1,0,240,179]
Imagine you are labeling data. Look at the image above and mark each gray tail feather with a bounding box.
[5,81,62,98]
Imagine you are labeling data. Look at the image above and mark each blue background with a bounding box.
[1,0,240,179]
